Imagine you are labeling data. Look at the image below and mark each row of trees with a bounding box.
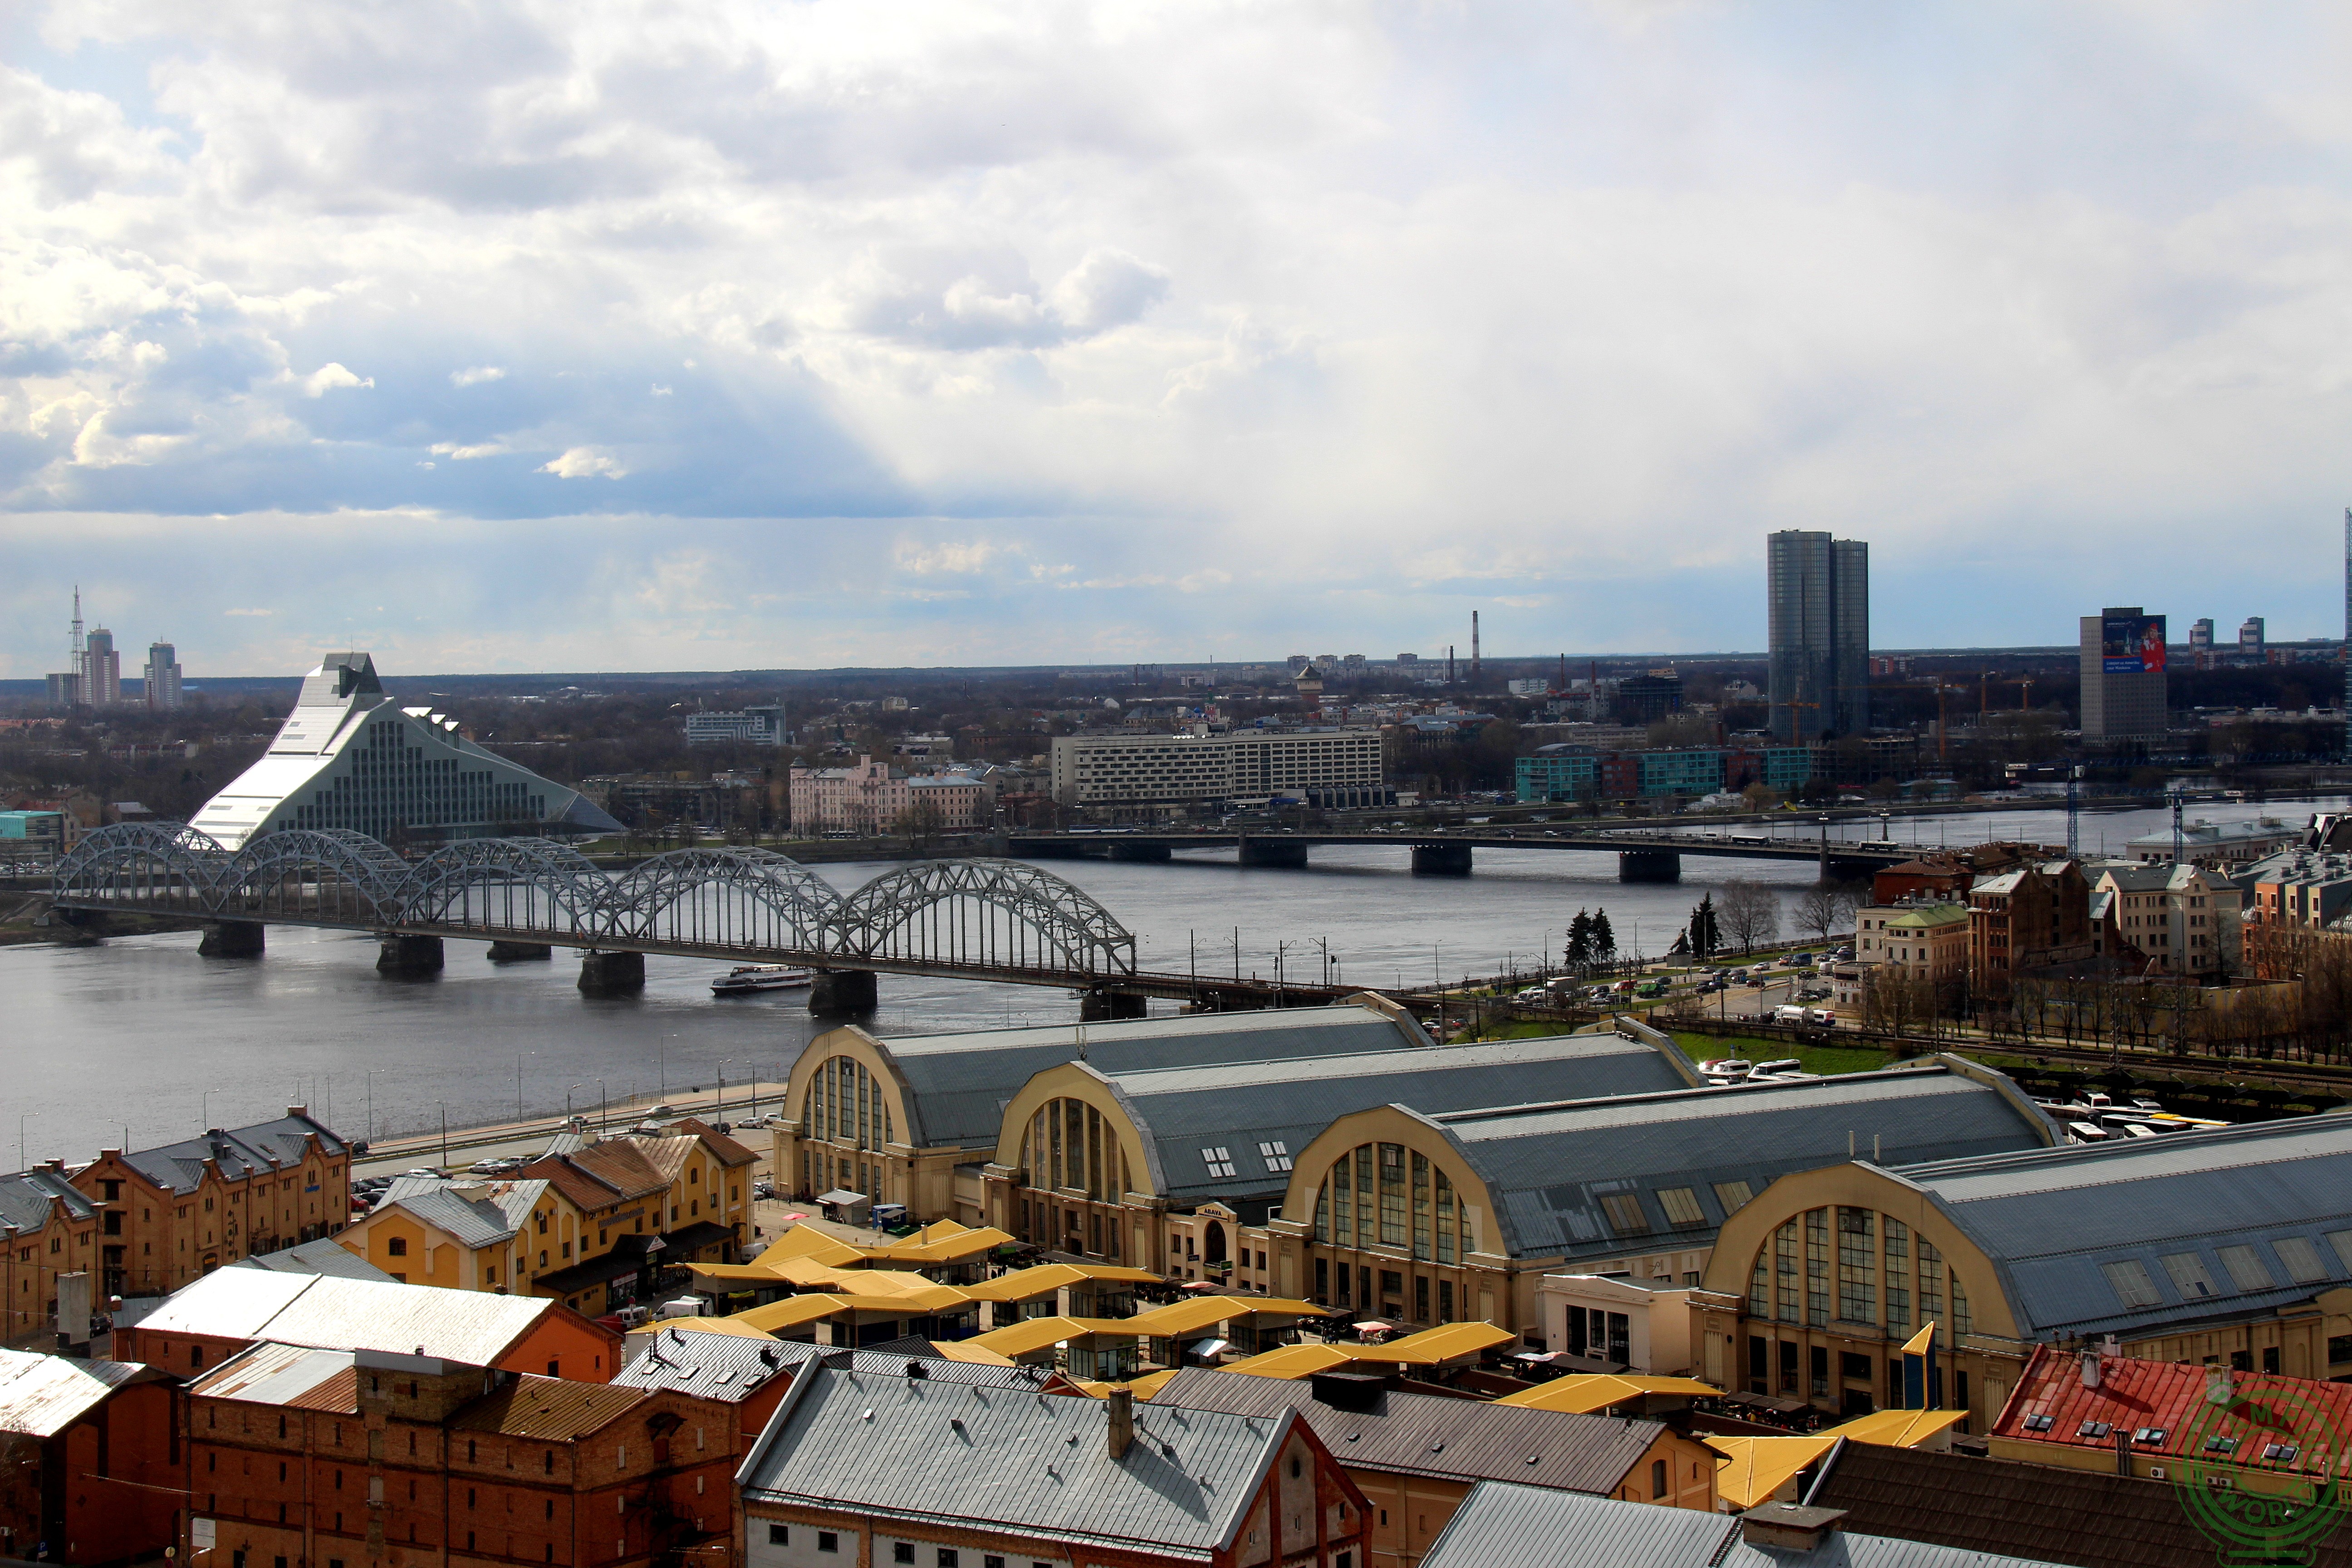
[1679,881,1864,960]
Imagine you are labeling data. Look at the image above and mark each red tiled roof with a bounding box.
[1994,1343,2352,1477]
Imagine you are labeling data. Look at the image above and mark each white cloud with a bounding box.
[300,363,372,397]
[6,3,2352,665]
[223,607,272,616]
[539,446,628,479]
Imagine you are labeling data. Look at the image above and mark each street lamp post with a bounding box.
[435,1102,449,1170]
[565,1083,585,1121]
[718,1061,730,1123]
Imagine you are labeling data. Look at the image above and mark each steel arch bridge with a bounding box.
[51,823,1138,984]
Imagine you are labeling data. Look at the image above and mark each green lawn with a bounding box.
[1671,1033,1891,1077]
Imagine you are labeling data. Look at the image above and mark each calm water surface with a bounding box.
[3,799,2332,1157]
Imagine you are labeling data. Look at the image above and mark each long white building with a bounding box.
[192,653,621,849]
[1049,727,1385,810]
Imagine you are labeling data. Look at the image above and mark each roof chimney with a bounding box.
[2079,1348,2101,1389]
[1106,1384,1134,1461]
[1740,1505,1847,1552]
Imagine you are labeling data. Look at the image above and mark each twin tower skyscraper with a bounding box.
[1766,529,1870,744]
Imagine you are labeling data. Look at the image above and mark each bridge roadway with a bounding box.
[46,822,1376,1019]
[1009,828,1912,882]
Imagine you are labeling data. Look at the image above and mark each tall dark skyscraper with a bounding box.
[1766,530,1869,743]
[2343,509,2349,760]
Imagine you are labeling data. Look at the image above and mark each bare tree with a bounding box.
[1793,882,1860,947]
[1719,879,1780,956]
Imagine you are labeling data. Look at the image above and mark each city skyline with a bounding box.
[7,5,2352,673]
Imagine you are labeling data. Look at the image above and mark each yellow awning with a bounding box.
[961,1264,1161,1303]
[1707,1435,1839,1509]
[1364,1322,1514,1365]
[1901,1321,1938,1357]
[926,1339,1018,1367]
[757,1225,871,1268]
[730,1294,856,1333]
[1064,1369,1183,1400]
[686,1262,790,1284]
[1492,1374,1720,1414]
[1820,1406,1968,1447]
[1222,1344,1357,1379]
[1123,1296,1332,1337]
[768,1255,872,1289]
[964,1315,1137,1358]
[624,1316,777,1341]
[866,1225,1018,1264]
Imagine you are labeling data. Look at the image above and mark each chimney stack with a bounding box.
[1739,1505,1847,1552]
[2079,1348,2100,1389]
[1106,1384,1134,1460]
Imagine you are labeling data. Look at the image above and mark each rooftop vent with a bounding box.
[1740,1505,1848,1553]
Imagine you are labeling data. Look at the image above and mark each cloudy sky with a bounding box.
[4,1,2349,677]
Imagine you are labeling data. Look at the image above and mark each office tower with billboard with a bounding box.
[1766,529,1869,743]
[2079,606,2170,741]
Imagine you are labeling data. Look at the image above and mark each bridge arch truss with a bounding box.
[54,826,1135,979]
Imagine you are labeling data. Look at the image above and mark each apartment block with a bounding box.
[1050,728,1383,811]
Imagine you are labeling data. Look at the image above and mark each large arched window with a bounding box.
[1746,1206,1970,1337]
[1311,1142,1473,1264]
[803,1056,893,1150]
[1017,1098,1128,1203]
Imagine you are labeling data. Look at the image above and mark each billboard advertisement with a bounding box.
[2102,613,2168,674]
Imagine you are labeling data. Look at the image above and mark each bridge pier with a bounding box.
[808,968,879,1015]
[1238,838,1309,869]
[1824,855,1879,885]
[199,920,265,959]
[1080,989,1150,1022]
[377,933,445,976]
[1105,843,1173,863]
[577,949,644,995]
[486,940,554,962]
[1618,850,1682,883]
[1411,843,1474,877]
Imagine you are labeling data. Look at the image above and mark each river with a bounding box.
[3,797,2335,1161]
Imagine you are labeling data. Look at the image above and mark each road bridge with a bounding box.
[49,823,1364,1019]
[1009,827,1914,883]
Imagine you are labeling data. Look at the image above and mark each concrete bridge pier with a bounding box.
[1106,843,1173,863]
[377,933,446,976]
[1618,849,1682,883]
[1080,989,1150,1021]
[576,949,644,995]
[808,968,879,1014]
[199,920,266,959]
[1411,843,1474,877]
[486,940,554,961]
[1238,838,1310,869]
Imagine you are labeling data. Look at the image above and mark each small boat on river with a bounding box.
[710,965,814,995]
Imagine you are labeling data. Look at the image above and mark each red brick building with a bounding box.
[116,1269,622,1383]
[0,1348,180,1564]
[185,1340,740,1568]
[70,1109,352,1299]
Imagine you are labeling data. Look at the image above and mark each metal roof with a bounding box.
[0,1167,98,1235]
[1896,1112,2352,1338]
[231,1237,399,1282]
[379,1179,545,1249]
[1420,1481,2071,1568]
[451,1376,650,1439]
[1152,1367,1658,1494]
[1092,1032,1693,1202]
[138,1269,561,1365]
[617,1328,818,1400]
[116,1112,346,1195]
[0,1348,152,1437]
[1994,1342,2352,1472]
[191,1341,358,1409]
[740,1363,1289,1553]
[1426,1063,2054,1259]
[860,1003,1429,1149]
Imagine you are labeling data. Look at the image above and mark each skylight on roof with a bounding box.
[2217,1244,2274,1294]
[2099,1259,2162,1310]
[2159,1252,2217,1299]
[1201,1147,1237,1179]
[1656,1188,1705,1228]
[1599,1194,1650,1236]
[1257,1141,1293,1173]
[2274,1236,2329,1285]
